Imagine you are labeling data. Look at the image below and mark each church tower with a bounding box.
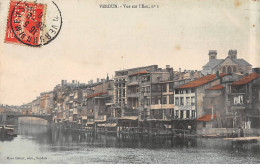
[208,50,217,61]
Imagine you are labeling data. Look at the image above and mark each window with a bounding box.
[157,96,161,104]
[175,90,179,94]
[169,95,174,104]
[180,97,184,105]
[203,122,206,127]
[147,76,150,81]
[157,85,161,92]
[233,67,237,73]
[151,109,155,116]
[162,84,167,92]
[141,100,144,106]
[180,110,184,119]
[175,97,179,105]
[169,84,173,92]
[191,97,195,105]
[152,85,157,92]
[170,109,174,117]
[152,97,155,105]
[192,110,196,118]
[180,90,183,94]
[191,88,195,93]
[142,76,150,82]
[185,89,189,94]
[186,97,190,105]
[228,94,231,101]
[234,95,243,104]
[175,110,179,119]
[227,66,232,74]
[162,96,167,104]
[227,107,231,113]
[222,67,226,73]
[141,87,145,93]
[153,96,161,104]
[186,110,190,118]
[147,98,150,105]
[146,86,150,93]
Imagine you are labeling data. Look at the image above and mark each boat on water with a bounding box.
[0,125,17,137]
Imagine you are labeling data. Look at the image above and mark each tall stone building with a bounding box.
[202,50,252,75]
[231,72,260,128]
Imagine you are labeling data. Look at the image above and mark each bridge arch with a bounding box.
[4,114,53,124]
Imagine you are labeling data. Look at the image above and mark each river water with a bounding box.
[0,122,260,164]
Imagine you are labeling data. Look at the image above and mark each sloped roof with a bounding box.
[208,85,224,90]
[129,71,147,77]
[177,73,227,89]
[86,92,107,98]
[197,114,216,122]
[232,73,260,86]
[233,59,251,66]
[203,59,223,68]
[203,58,251,69]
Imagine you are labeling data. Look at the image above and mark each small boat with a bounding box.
[0,125,17,137]
[231,139,258,144]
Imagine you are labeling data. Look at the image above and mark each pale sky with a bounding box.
[0,0,259,105]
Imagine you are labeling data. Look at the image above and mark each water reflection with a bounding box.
[1,123,260,164]
[17,124,199,150]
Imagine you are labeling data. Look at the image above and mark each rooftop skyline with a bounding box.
[0,0,259,105]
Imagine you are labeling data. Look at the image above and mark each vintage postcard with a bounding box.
[0,0,260,164]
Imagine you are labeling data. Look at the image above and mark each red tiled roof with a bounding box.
[232,73,260,86]
[208,85,224,90]
[86,92,107,98]
[177,73,227,89]
[129,71,147,77]
[197,114,216,122]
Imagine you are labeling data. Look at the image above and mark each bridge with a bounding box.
[0,114,53,124]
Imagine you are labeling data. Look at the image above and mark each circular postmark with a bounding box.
[10,0,62,47]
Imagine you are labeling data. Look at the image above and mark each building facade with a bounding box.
[231,73,260,129]
[202,50,252,75]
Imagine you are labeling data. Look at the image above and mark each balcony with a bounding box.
[147,114,163,120]
[105,100,113,106]
[107,116,118,123]
[127,82,139,86]
[124,110,138,116]
[127,92,138,98]
[143,92,150,96]
[94,106,106,113]
[95,115,107,122]
[172,115,196,120]
[150,104,174,109]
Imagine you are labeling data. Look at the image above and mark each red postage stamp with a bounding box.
[5,0,46,46]
[5,0,62,47]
